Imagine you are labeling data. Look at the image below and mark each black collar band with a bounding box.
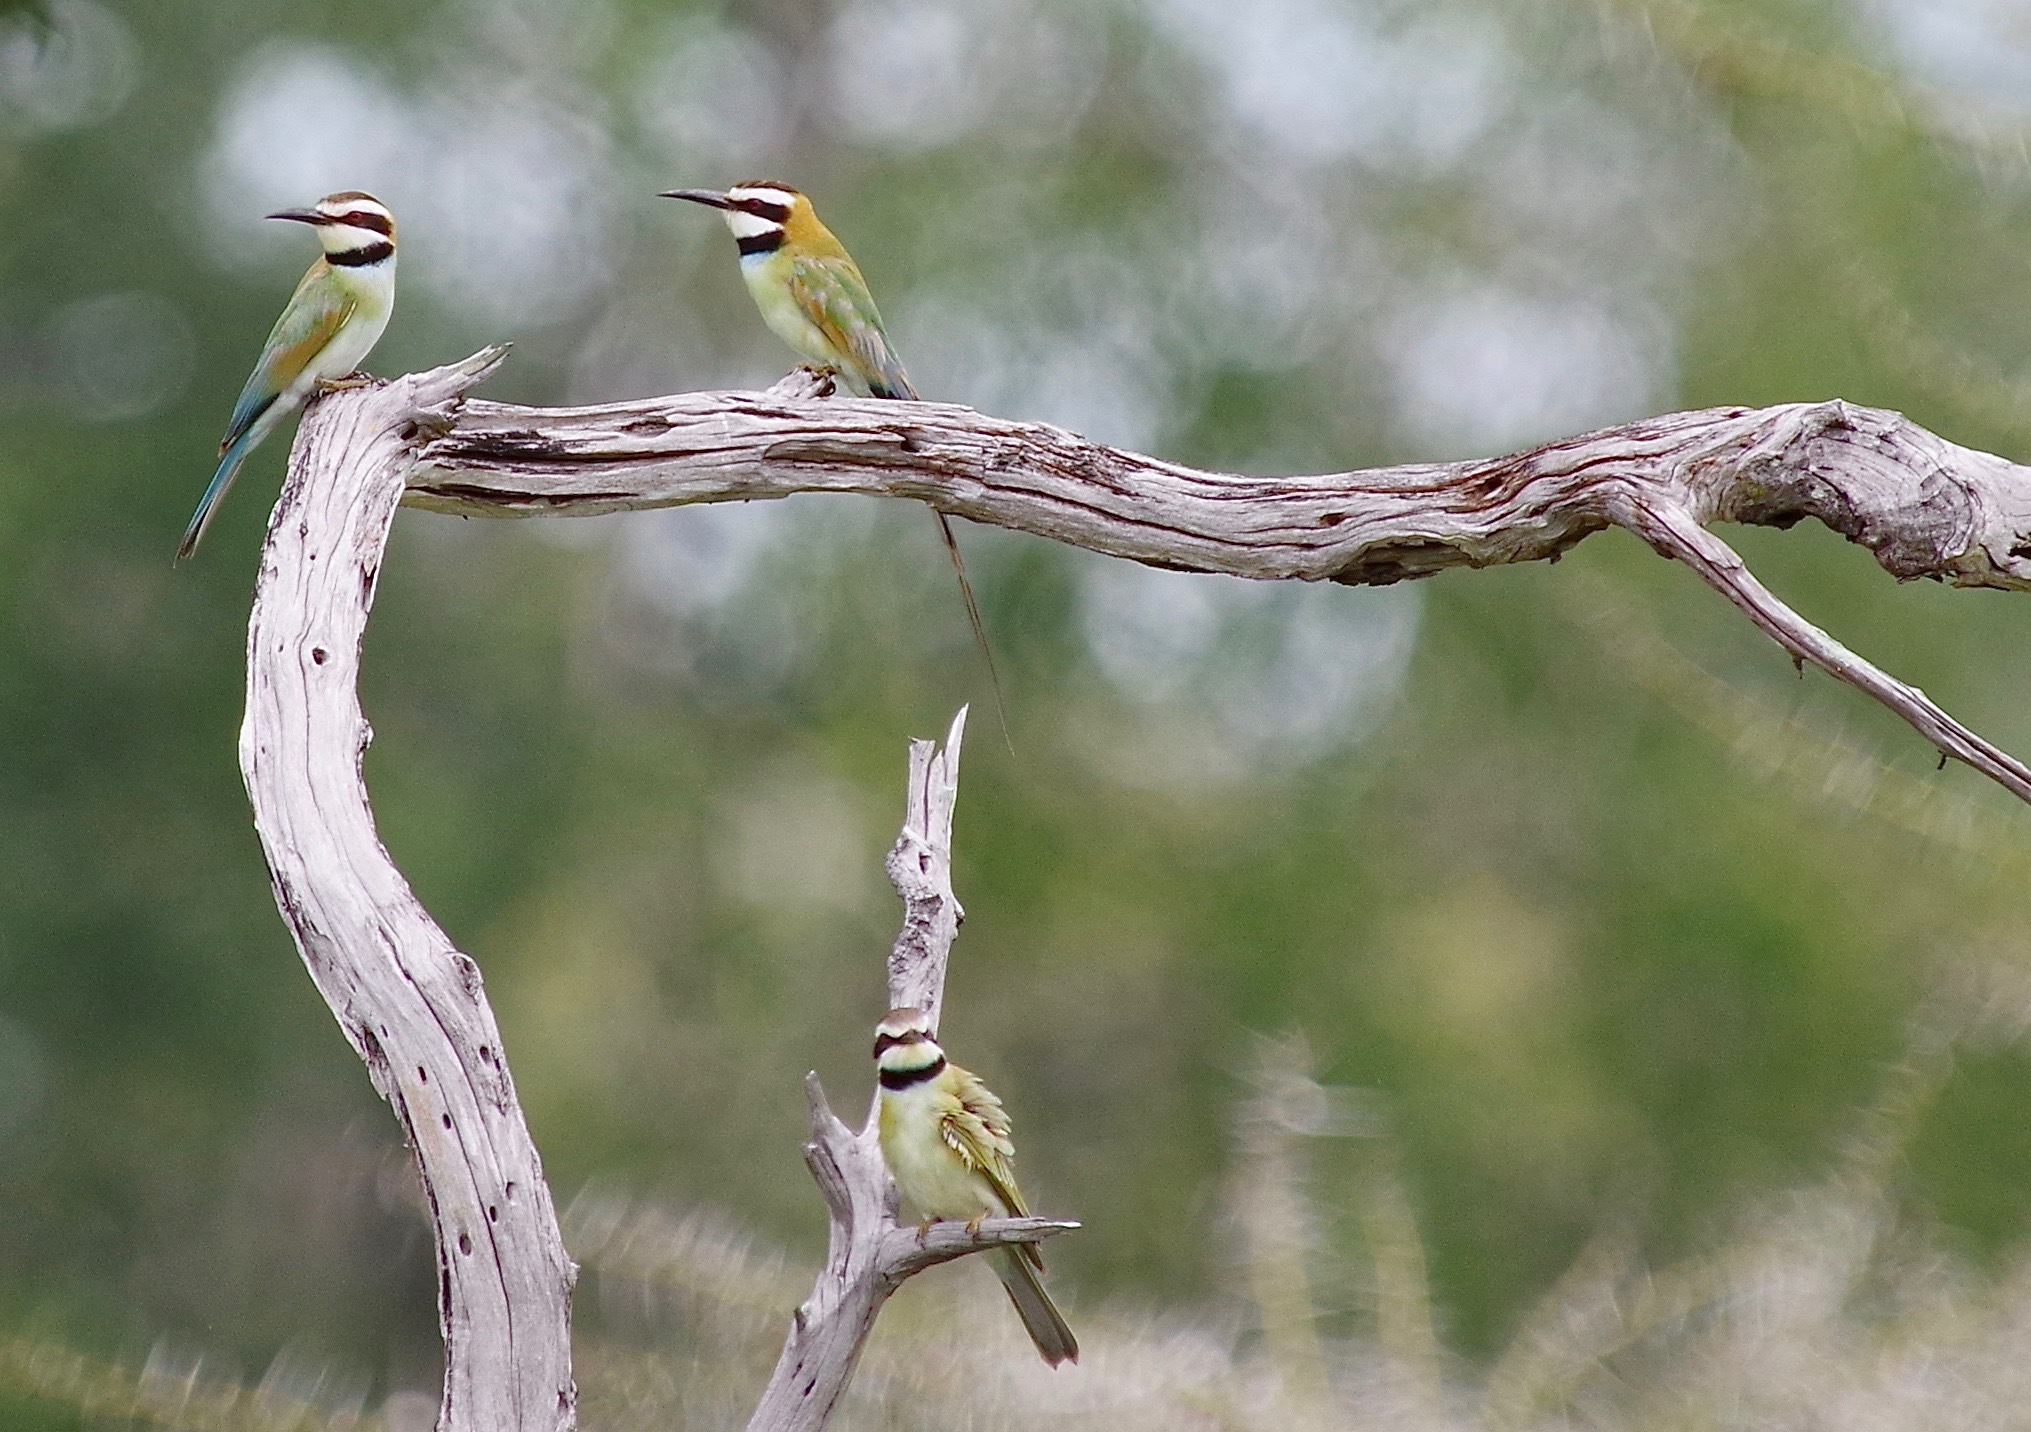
[328,242,394,267]
[737,229,784,258]
[879,1055,945,1090]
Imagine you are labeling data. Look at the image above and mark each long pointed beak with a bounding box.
[659,188,735,210]
[265,208,331,226]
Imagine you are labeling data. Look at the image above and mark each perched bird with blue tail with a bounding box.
[177,191,398,562]
[874,1006,1078,1367]
[661,182,1007,735]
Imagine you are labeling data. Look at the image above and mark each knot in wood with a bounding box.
[884,836,938,896]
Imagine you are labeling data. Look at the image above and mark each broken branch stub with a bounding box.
[885,706,967,1031]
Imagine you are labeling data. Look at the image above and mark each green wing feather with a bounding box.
[787,253,916,400]
[939,1069,1044,1270]
[220,266,355,453]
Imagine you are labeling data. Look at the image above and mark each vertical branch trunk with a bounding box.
[238,351,577,1432]
[741,1078,899,1432]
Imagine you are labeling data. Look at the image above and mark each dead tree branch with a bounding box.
[404,367,2031,805]
[241,346,577,1432]
[884,708,966,1030]
[239,352,2031,1429]
[747,709,1077,1432]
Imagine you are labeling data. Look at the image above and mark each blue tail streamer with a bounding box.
[175,428,260,562]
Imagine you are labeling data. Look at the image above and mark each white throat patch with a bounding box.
[319,222,392,255]
[724,209,783,241]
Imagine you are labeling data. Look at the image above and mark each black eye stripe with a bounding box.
[735,198,790,224]
[329,210,393,235]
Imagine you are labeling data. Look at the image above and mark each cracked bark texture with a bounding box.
[242,353,2031,1431]
[241,347,576,1432]
[405,369,2031,804]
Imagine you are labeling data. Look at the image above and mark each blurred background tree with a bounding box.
[7,0,2031,1423]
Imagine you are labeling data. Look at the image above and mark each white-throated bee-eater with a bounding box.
[660,182,1007,738]
[874,1006,1078,1367]
[177,191,398,562]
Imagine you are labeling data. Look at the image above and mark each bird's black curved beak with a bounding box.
[659,188,735,210]
[265,208,332,225]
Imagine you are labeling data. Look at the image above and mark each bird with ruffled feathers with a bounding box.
[873,1006,1078,1367]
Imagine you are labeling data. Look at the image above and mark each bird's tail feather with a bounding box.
[931,511,1014,752]
[866,371,1014,750]
[177,428,261,562]
[868,361,916,403]
[861,369,1011,747]
[994,1245,1078,1367]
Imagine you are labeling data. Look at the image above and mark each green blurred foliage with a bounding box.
[5,0,2031,1417]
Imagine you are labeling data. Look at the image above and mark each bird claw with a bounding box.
[315,372,377,393]
[965,1214,984,1236]
[915,1218,935,1247]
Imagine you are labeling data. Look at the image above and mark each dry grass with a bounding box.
[565,1003,2031,1432]
[12,972,2031,1431]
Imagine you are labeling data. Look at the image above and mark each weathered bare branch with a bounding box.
[401,366,2031,805]
[1626,499,2031,800]
[243,350,2031,1429]
[748,712,1075,1432]
[884,707,967,1030]
[242,346,577,1432]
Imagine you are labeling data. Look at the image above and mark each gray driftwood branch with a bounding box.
[242,351,2031,1431]
[747,708,1077,1432]
[241,346,577,1432]
[404,364,2031,805]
